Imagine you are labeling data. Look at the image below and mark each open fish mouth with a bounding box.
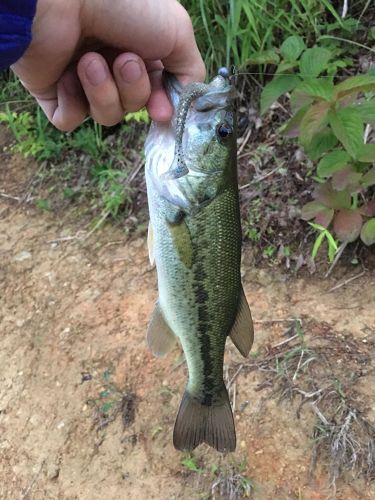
[161,68,236,180]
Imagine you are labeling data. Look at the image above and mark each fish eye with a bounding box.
[216,123,233,141]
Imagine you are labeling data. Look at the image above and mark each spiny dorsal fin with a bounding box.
[173,385,236,453]
[147,302,176,357]
[229,286,254,357]
[167,218,193,269]
[147,221,155,266]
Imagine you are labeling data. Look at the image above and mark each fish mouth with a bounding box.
[161,68,235,181]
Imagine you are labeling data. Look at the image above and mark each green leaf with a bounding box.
[306,128,338,161]
[333,209,363,242]
[282,106,309,138]
[334,75,375,99]
[275,61,298,75]
[314,182,351,209]
[299,101,330,148]
[328,108,363,158]
[296,79,334,102]
[314,207,334,228]
[260,75,301,114]
[360,201,375,217]
[357,144,375,163]
[249,50,280,65]
[290,90,313,113]
[299,47,331,79]
[360,218,375,246]
[332,167,362,191]
[317,150,350,178]
[362,167,375,187]
[311,230,326,259]
[280,36,306,61]
[355,101,375,124]
[301,201,326,220]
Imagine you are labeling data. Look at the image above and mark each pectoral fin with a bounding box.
[147,302,176,357]
[147,221,155,266]
[167,218,193,269]
[229,286,254,357]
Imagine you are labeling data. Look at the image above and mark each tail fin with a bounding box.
[173,386,236,453]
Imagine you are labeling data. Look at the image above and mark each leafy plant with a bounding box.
[0,106,66,161]
[260,36,375,250]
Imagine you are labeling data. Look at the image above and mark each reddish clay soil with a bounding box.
[1,138,374,500]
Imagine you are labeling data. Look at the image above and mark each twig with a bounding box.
[293,351,305,381]
[47,231,86,244]
[254,318,302,325]
[237,126,252,156]
[20,460,45,500]
[271,334,299,348]
[239,165,282,190]
[328,271,365,293]
[0,192,21,201]
[324,242,348,278]
[228,364,244,389]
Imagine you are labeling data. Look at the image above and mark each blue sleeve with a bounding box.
[0,0,37,71]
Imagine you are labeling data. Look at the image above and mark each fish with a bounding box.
[144,68,254,453]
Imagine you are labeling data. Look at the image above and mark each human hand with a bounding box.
[11,0,205,131]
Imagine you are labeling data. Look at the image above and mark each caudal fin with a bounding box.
[173,386,236,453]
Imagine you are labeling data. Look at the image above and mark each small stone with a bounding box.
[56,421,65,429]
[46,463,60,480]
[14,250,32,261]
[240,440,246,448]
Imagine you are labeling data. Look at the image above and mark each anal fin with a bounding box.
[147,302,176,357]
[229,286,254,357]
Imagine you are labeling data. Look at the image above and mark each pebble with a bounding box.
[14,250,32,261]
[46,463,60,480]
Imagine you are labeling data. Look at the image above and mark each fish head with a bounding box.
[183,74,236,177]
[145,69,237,212]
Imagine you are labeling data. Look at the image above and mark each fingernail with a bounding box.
[86,59,107,86]
[120,60,142,83]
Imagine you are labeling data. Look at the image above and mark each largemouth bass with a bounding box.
[145,68,254,452]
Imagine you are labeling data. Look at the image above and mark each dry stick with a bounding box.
[325,241,348,278]
[239,165,282,190]
[228,364,244,389]
[272,333,299,349]
[0,192,21,201]
[237,126,252,156]
[328,271,365,293]
[20,460,45,500]
[232,382,237,412]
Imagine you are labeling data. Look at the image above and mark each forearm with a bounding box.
[0,0,37,71]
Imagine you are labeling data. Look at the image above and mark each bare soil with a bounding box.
[1,137,374,500]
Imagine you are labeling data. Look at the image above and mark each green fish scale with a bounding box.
[150,185,241,402]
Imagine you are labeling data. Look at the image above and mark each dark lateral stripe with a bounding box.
[192,247,214,405]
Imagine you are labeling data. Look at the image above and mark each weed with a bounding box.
[259,34,375,256]
[87,370,136,432]
[229,319,375,486]
[181,455,203,474]
[211,463,255,500]
[183,1,342,77]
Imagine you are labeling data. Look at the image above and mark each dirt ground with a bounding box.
[1,139,374,499]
